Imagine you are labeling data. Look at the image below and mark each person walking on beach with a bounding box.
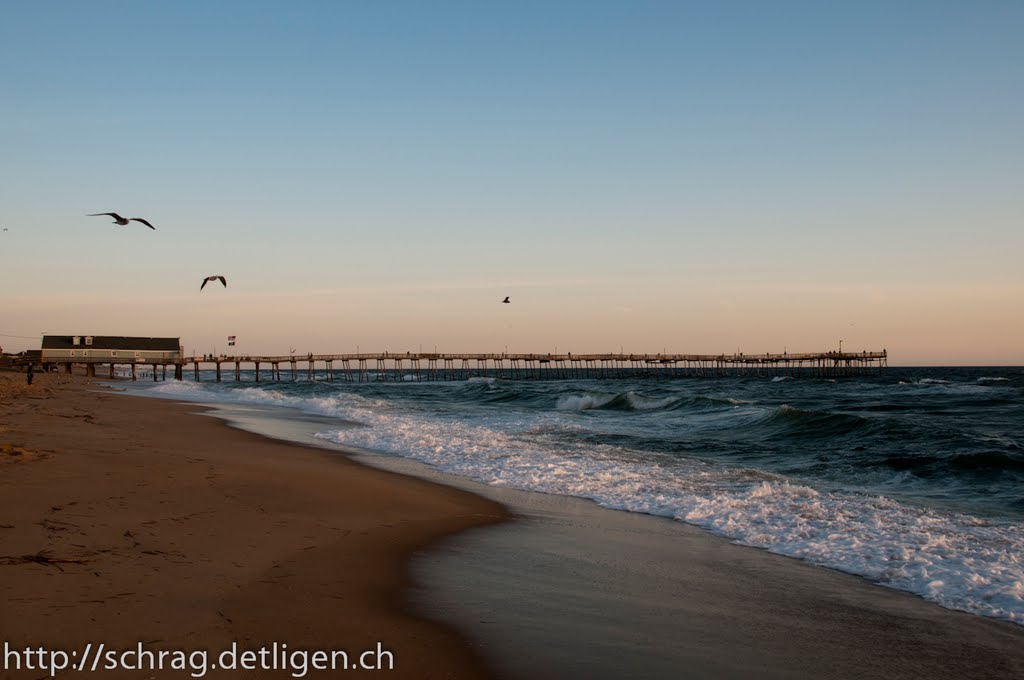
[26,363,34,386]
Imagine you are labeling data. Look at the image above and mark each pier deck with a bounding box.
[42,350,888,382]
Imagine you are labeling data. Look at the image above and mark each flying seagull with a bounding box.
[87,212,156,230]
[501,296,510,303]
[201,275,227,291]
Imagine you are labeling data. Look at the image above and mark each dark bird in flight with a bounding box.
[87,212,156,230]
[501,296,510,303]
[201,275,227,291]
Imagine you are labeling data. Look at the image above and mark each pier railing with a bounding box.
[42,350,888,382]
[182,350,887,382]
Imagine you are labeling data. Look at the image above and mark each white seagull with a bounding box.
[87,212,156,230]
[201,275,227,291]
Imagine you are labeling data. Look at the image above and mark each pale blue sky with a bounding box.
[2,1,1022,363]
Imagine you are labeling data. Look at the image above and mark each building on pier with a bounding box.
[40,335,183,378]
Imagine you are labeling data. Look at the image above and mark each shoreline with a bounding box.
[414,482,1024,679]
[127,380,1024,679]
[5,370,1024,679]
[326,438,1024,679]
[0,371,510,678]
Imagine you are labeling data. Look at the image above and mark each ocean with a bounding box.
[134,366,1024,625]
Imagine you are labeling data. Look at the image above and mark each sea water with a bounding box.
[136,367,1024,625]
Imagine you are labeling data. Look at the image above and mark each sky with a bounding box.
[1,1,1021,365]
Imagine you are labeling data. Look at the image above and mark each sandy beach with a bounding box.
[0,371,509,679]
[3,370,1024,680]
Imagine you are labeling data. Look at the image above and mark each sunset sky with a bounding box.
[2,1,1021,365]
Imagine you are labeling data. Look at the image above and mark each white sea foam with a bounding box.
[556,390,678,411]
[146,380,378,420]
[897,379,1002,398]
[309,398,1023,624]
[144,380,212,400]
[622,391,679,410]
[141,380,1024,625]
[556,392,616,410]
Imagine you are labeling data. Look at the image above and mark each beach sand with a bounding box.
[0,371,509,678]
[3,370,1024,680]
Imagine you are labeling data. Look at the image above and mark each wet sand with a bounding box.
[412,483,1024,680]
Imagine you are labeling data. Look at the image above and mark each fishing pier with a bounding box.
[152,350,886,382]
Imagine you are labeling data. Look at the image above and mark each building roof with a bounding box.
[41,336,181,351]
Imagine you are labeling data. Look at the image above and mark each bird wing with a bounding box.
[130,218,156,230]
[217,276,227,287]
[200,278,209,291]
[88,212,123,220]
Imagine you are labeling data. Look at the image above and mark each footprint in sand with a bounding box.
[1,443,40,463]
